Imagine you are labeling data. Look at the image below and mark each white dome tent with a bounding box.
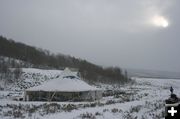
[24,68,102,101]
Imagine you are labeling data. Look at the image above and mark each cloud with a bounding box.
[140,0,173,25]
[0,0,180,72]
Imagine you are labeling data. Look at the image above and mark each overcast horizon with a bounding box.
[0,0,180,72]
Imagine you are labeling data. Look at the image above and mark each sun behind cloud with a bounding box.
[151,15,169,28]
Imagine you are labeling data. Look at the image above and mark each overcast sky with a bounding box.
[0,0,180,72]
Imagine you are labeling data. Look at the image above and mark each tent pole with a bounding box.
[50,91,56,101]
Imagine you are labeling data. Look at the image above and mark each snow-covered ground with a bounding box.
[1,68,63,91]
[0,76,180,119]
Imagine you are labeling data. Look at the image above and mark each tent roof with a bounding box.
[60,67,77,78]
[26,68,100,92]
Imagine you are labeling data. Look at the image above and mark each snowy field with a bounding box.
[0,77,180,119]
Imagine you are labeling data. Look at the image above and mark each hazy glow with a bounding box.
[152,15,169,28]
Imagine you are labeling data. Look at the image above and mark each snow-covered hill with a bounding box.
[0,68,64,100]
[13,68,63,91]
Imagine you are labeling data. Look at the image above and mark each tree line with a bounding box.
[0,36,130,84]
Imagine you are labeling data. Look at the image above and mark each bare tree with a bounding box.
[14,67,22,81]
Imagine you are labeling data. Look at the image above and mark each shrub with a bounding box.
[13,110,23,118]
[95,112,102,116]
[129,105,142,113]
[111,108,119,113]
[62,104,77,112]
[79,112,96,119]
[106,100,116,105]
[103,109,109,112]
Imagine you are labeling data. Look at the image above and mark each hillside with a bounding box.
[0,68,63,99]
[0,36,129,84]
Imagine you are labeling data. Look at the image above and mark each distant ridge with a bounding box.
[127,68,180,79]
